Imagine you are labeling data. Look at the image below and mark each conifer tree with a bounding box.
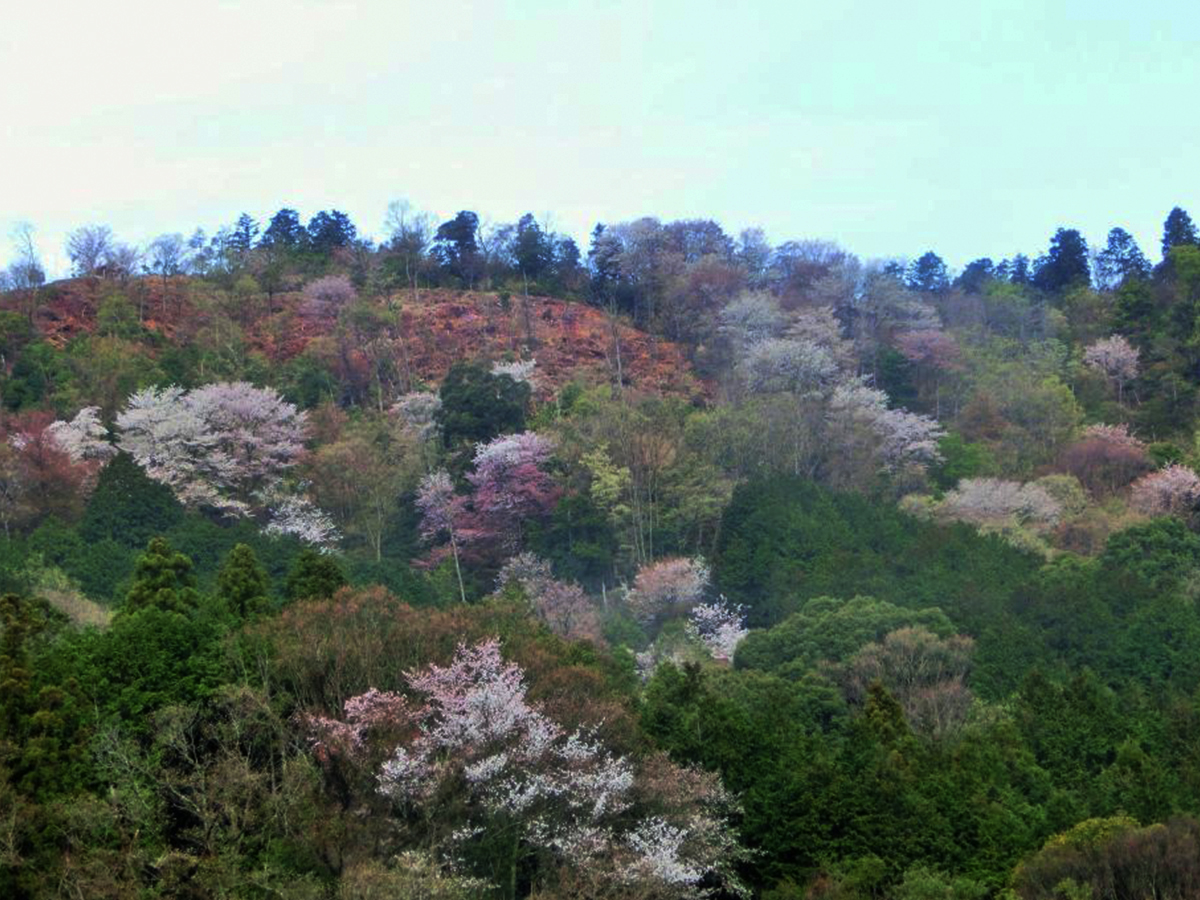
[216,543,270,620]
[123,537,201,615]
[285,548,347,602]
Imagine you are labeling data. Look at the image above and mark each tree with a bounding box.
[0,410,100,534]
[122,537,201,615]
[497,553,602,643]
[463,432,560,553]
[1083,334,1139,402]
[145,233,188,281]
[905,251,949,293]
[300,274,357,318]
[1094,227,1150,288]
[1059,424,1150,495]
[5,222,46,325]
[1033,228,1091,293]
[1162,206,1199,259]
[432,210,480,284]
[117,382,308,515]
[954,258,995,294]
[436,362,529,450]
[227,213,259,254]
[216,543,270,620]
[306,210,357,253]
[284,547,347,602]
[512,213,553,284]
[834,626,975,739]
[625,557,710,626]
[416,470,468,604]
[1129,465,1200,519]
[79,451,183,548]
[260,208,306,249]
[65,225,117,276]
[383,198,434,298]
[309,425,419,562]
[317,638,747,898]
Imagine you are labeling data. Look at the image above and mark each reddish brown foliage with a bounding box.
[6,277,705,399]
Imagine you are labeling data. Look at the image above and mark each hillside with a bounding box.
[18,276,705,400]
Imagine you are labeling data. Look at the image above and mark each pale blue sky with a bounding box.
[2,0,1197,277]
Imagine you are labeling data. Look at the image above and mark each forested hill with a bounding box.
[4,204,1200,898]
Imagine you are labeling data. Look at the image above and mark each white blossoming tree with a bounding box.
[117,382,315,526]
[308,639,746,897]
[1083,335,1139,403]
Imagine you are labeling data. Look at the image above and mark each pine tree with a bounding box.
[1162,206,1199,259]
[216,543,270,620]
[1033,228,1091,293]
[123,537,201,615]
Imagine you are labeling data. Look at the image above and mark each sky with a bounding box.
[1,0,1197,278]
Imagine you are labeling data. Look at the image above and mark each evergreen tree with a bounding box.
[955,257,995,294]
[1033,228,1091,293]
[260,208,307,249]
[306,210,357,252]
[513,213,552,282]
[216,543,270,620]
[285,548,347,602]
[123,537,201,615]
[1095,227,1151,288]
[905,251,949,293]
[1162,206,1199,259]
[227,213,260,254]
[1009,253,1032,285]
[435,361,529,449]
[79,452,184,549]
[431,210,480,282]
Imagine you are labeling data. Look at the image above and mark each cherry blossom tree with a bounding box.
[464,432,560,552]
[1083,335,1139,403]
[44,407,116,462]
[497,553,603,644]
[1130,465,1200,519]
[263,495,340,548]
[738,338,840,394]
[625,557,710,626]
[117,382,308,516]
[718,291,785,354]
[300,274,357,318]
[685,600,748,662]
[937,478,1063,529]
[415,470,468,604]
[829,381,945,475]
[491,358,538,387]
[310,639,745,897]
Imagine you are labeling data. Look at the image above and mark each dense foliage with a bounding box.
[4,200,1200,897]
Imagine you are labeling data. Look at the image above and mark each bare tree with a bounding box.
[6,222,46,323]
[65,224,115,276]
[146,233,189,314]
[383,198,433,302]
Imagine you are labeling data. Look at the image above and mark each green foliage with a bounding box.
[713,477,1038,641]
[436,361,529,450]
[216,543,270,620]
[122,537,202,615]
[285,548,348,602]
[79,452,184,550]
[735,595,956,679]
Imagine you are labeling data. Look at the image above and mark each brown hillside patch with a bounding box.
[7,278,705,399]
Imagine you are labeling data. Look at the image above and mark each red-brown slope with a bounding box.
[11,278,705,399]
